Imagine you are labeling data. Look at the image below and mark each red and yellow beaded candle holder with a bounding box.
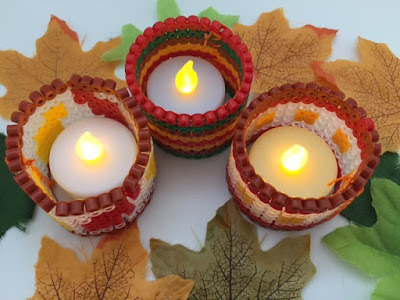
[125,16,253,158]
[5,75,156,235]
[227,82,381,230]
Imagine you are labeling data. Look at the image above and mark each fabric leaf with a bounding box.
[157,0,181,22]
[372,275,400,300]
[101,24,142,62]
[313,37,400,153]
[232,9,337,93]
[0,133,35,238]
[151,199,316,300]
[103,2,240,63]
[0,15,124,119]
[341,152,400,227]
[29,222,194,300]
[198,7,240,27]
[323,178,400,300]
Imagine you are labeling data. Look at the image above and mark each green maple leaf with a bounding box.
[157,0,240,25]
[102,0,240,62]
[101,24,142,62]
[324,178,400,300]
[341,152,400,227]
[198,7,240,28]
[150,200,316,300]
[157,0,181,22]
[0,133,35,238]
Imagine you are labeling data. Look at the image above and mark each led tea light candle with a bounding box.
[6,75,156,235]
[125,16,253,158]
[249,126,338,198]
[49,118,138,199]
[146,56,225,115]
[227,82,381,230]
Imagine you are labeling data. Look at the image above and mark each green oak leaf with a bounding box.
[341,152,400,227]
[324,178,400,300]
[101,24,142,62]
[198,7,240,27]
[157,0,181,21]
[0,133,35,238]
[151,199,316,300]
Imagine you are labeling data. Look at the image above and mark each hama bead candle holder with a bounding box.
[5,75,156,235]
[227,82,381,230]
[125,16,253,158]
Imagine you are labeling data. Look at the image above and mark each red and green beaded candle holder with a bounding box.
[5,75,156,235]
[227,82,381,230]
[125,16,253,158]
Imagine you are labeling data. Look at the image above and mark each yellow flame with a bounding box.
[75,131,104,162]
[175,60,198,94]
[281,144,308,172]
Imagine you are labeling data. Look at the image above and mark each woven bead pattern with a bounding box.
[125,16,253,158]
[227,82,381,230]
[6,75,156,235]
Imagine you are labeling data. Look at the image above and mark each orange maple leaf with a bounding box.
[29,223,194,300]
[232,9,337,93]
[313,37,400,153]
[0,16,124,119]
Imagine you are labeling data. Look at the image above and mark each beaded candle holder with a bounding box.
[227,82,381,230]
[5,75,156,235]
[125,16,253,158]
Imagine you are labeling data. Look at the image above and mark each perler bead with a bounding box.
[5,75,156,235]
[227,82,381,230]
[125,16,253,159]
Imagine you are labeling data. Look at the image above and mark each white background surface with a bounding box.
[1,0,399,299]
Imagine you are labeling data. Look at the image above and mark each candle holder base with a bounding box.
[5,75,157,235]
[227,82,381,230]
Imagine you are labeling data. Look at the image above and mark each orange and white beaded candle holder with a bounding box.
[125,16,253,158]
[227,82,381,230]
[5,75,156,235]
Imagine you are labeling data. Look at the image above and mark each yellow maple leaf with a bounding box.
[0,16,124,119]
[313,37,400,153]
[232,9,337,93]
[29,223,194,300]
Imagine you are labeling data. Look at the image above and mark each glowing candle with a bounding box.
[75,131,104,162]
[146,56,225,115]
[49,118,137,199]
[281,145,308,172]
[175,60,198,94]
[249,126,338,198]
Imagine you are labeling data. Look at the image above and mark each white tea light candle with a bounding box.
[146,56,225,115]
[249,126,338,198]
[49,118,137,199]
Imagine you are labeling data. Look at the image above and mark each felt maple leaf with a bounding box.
[29,222,194,300]
[156,0,239,25]
[0,15,125,119]
[198,7,239,28]
[313,37,400,153]
[102,0,239,62]
[232,9,337,93]
[341,152,400,227]
[101,24,143,62]
[151,200,316,300]
[157,0,181,22]
[324,178,400,300]
[0,133,35,238]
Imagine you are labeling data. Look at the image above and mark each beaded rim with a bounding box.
[125,15,253,129]
[5,75,153,218]
[229,82,381,217]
